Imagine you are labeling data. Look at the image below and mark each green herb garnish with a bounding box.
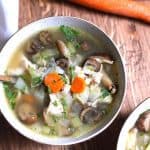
[3,83,18,109]
[52,101,58,106]
[68,66,75,81]
[100,88,110,98]
[31,76,42,87]
[48,87,51,93]
[60,25,79,42]
[61,75,68,84]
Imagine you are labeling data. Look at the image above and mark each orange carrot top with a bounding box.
[71,76,86,93]
[44,72,64,93]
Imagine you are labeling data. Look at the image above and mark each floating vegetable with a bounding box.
[71,76,86,93]
[44,72,65,93]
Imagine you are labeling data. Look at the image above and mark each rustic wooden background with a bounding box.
[0,0,150,150]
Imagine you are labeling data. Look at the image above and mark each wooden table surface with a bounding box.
[0,0,150,150]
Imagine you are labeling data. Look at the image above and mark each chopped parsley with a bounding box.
[3,83,18,109]
[31,76,42,87]
[100,88,110,98]
[52,101,58,107]
[68,66,75,81]
[61,75,68,84]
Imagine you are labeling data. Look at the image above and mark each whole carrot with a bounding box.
[70,0,150,23]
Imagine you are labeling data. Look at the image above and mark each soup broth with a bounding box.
[3,26,118,137]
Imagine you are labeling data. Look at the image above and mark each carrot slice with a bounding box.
[71,76,86,93]
[44,72,64,93]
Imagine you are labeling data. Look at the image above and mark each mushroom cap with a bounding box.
[109,84,117,94]
[56,57,69,70]
[83,58,101,72]
[16,102,37,124]
[15,94,38,124]
[80,107,101,124]
[39,31,51,46]
[136,110,150,132]
[80,41,90,51]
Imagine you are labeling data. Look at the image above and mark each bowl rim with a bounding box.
[0,16,127,145]
[117,97,150,150]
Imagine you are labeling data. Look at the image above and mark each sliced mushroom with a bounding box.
[26,38,43,55]
[39,31,52,46]
[0,75,17,83]
[16,94,38,124]
[80,41,90,51]
[56,40,69,58]
[26,31,52,55]
[90,55,114,65]
[136,110,150,132]
[71,100,84,116]
[56,57,69,70]
[16,102,37,124]
[83,58,101,72]
[80,107,101,124]
[101,70,117,94]
[96,103,109,115]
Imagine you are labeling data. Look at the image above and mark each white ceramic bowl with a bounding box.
[0,16,126,145]
[117,98,150,150]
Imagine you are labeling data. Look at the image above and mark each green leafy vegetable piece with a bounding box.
[20,71,31,86]
[60,25,79,42]
[67,42,76,56]
[3,83,18,109]
[32,49,58,67]
[48,87,51,93]
[61,74,68,84]
[28,67,43,88]
[60,25,80,50]
[75,42,80,49]
[100,88,110,98]
[68,66,75,81]
[31,76,42,87]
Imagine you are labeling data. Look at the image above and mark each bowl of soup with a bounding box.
[0,16,126,145]
[117,98,150,150]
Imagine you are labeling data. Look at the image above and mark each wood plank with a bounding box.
[0,0,150,150]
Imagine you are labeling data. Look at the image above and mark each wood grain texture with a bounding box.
[0,0,150,150]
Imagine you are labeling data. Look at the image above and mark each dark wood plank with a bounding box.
[0,0,150,149]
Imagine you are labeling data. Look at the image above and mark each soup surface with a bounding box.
[3,26,118,137]
[126,110,150,150]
